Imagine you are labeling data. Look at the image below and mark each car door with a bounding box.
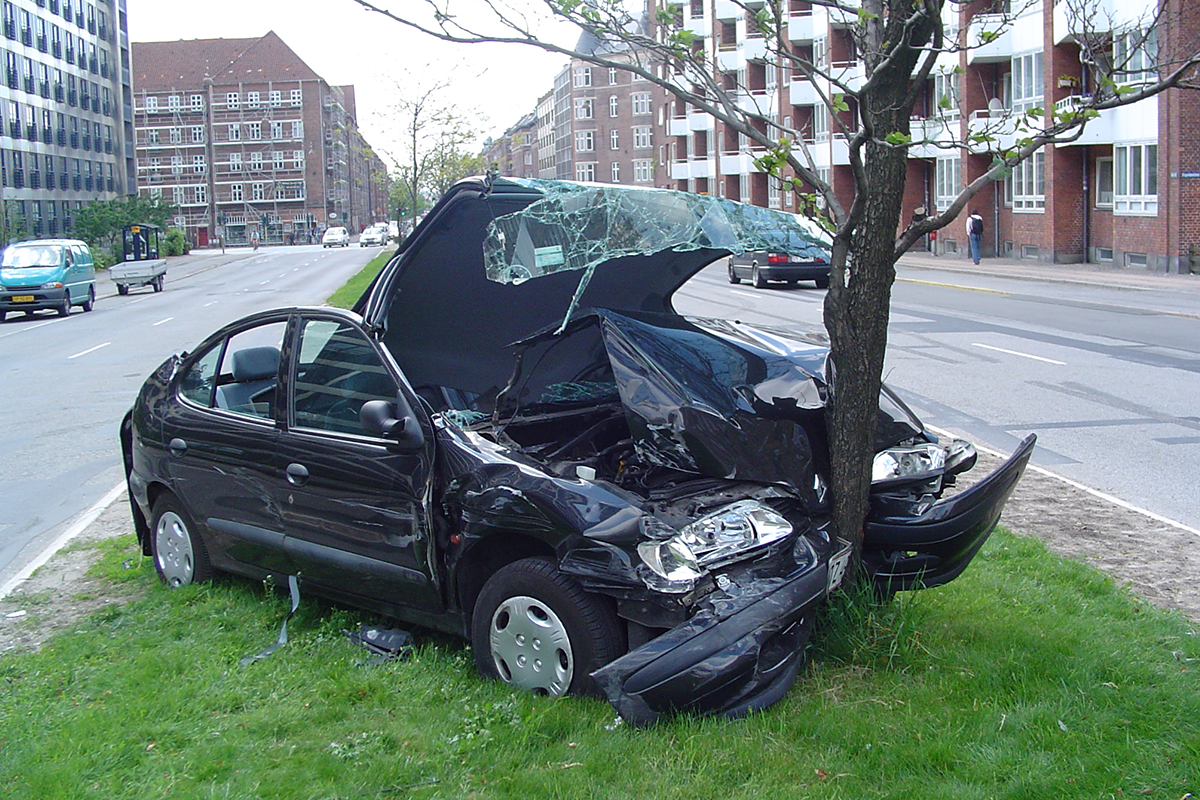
[162,315,294,574]
[275,313,441,610]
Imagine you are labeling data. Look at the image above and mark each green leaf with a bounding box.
[831,93,850,113]
[885,131,912,145]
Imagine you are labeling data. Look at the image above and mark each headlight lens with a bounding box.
[40,281,63,289]
[872,443,946,485]
[636,501,794,593]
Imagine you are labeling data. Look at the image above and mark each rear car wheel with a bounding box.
[815,276,830,290]
[752,265,768,289]
[150,495,212,587]
[472,557,623,698]
[153,275,164,292]
[82,286,95,311]
[728,260,740,284]
[117,284,129,296]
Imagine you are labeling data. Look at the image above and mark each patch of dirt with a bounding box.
[2,455,1197,656]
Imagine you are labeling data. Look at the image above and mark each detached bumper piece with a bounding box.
[863,434,1036,592]
[591,552,841,726]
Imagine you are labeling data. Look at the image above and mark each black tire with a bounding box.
[472,557,624,698]
[117,284,129,296]
[82,285,95,311]
[153,275,164,293]
[0,311,6,322]
[728,260,740,284]
[752,265,768,289]
[149,495,213,588]
[57,291,71,316]
[814,276,830,290]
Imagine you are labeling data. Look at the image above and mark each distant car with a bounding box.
[728,229,831,289]
[322,227,349,248]
[359,226,386,247]
[0,239,96,321]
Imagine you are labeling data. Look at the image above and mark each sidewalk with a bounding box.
[896,249,1200,295]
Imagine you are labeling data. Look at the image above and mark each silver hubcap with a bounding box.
[489,595,573,696]
[155,511,194,587]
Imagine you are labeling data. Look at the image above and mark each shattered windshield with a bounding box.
[482,179,831,330]
[484,180,829,285]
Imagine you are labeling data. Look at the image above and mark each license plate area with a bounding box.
[826,542,852,593]
[11,295,35,302]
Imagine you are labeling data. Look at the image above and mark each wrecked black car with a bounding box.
[121,178,1034,725]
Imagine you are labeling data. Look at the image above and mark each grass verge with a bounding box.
[325,247,395,310]
[1,529,1197,799]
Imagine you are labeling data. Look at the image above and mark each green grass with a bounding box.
[1,530,1197,799]
[325,247,395,310]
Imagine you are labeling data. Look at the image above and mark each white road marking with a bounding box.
[258,279,270,286]
[973,342,1065,365]
[68,342,111,359]
[731,289,764,299]
[203,301,218,307]
[152,317,173,326]
[0,318,57,338]
[0,482,126,600]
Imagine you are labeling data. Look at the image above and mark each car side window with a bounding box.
[291,318,398,436]
[178,346,222,407]
[211,321,287,419]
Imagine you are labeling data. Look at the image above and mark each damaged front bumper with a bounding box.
[862,434,1037,592]
[592,538,852,726]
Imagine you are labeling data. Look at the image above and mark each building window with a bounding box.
[195,183,206,204]
[608,95,619,118]
[633,159,652,182]
[226,92,239,109]
[191,94,203,111]
[193,155,205,173]
[575,130,595,152]
[169,126,182,144]
[633,126,651,149]
[814,105,829,141]
[173,186,184,205]
[146,128,158,144]
[171,155,182,175]
[292,150,303,168]
[191,126,204,143]
[575,98,593,120]
[252,182,264,201]
[167,95,180,111]
[933,71,960,120]
[934,155,960,211]
[291,120,303,139]
[270,90,282,106]
[576,162,596,182]
[271,121,283,140]
[247,91,260,108]
[291,88,302,105]
[610,129,619,149]
[632,92,651,115]
[231,183,243,202]
[250,151,262,170]
[1095,157,1113,208]
[573,66,591,87]
[145,95,157,112]
[228,123,240,141]
[1114,28,1158,84]
[230,152,242,171]
[1008,151,1045,211]
[1009,51,1043,113]
[1114,142,1157,214]
[274,151,285,170]
[611,162,620,182]
[247,122,261,140]
[608,67,618,84]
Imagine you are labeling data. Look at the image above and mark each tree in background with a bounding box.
[357,0,1199,568]
[388,75,487,229]
[72,195,176,260]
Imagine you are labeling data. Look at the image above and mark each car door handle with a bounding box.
[169,438,188,457]
[285,463,310,486]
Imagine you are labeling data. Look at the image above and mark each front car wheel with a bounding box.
[472,557,624,697]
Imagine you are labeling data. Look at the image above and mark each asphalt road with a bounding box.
[0,243,385,589]
[676,256,1200,531]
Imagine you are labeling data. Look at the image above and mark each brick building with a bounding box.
[662,0,1197,273]
[0,0,136,240]
[131,32,389,246]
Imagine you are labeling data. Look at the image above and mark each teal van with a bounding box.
[0,239,96,322]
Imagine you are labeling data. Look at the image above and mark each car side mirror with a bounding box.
[359,398,425,451]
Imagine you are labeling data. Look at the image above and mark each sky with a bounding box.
[124,0,579,165]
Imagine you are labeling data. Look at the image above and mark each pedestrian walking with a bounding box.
[966,210,984,265]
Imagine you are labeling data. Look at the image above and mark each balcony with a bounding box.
[719,148,768,175]
[830,61,866,91]
[716,46,741,71]
[683,13,709,37]
[789,77,818,106]
[966,107,1021,152]
[668,113,688,137]
[828,2,859,28]
[739,35,766,61]
[967,13,1013,64]
[1054,0,1135,44]
[738,89,775,114]
[671,157,715,181]
[786,11,814,43]
[714,0,741,20]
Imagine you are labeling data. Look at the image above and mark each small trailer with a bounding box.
[111,224,167,295]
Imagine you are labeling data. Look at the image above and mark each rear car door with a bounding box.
[275,313,441,610]
[162,315,293,574]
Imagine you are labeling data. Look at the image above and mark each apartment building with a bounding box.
[664,0,1197,272]
[0,0,135,239]
[131,32,389,246]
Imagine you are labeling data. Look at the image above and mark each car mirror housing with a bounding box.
[359,398,425,450]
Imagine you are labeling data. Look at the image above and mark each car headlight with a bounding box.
[872,443,946,485]
[40,281,63,290]
[636,501,794,593]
